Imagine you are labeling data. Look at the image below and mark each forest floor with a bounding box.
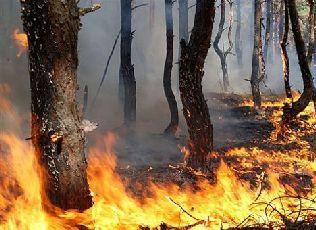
[109,92,316,229]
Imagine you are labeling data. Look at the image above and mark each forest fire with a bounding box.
[0,89,315,229]
[1,0,316,229]
[12,29,28,57]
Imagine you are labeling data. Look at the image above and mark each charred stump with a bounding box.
[282,0,315,122]
[179,0,215,170]
[120,0,136,125]
[163,0,179,135]
[280,0,292,99]
[20,0,92,210]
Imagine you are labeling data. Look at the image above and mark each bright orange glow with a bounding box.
[0,92,315,229]
[12,29,28,57]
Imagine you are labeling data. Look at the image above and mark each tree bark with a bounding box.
[120,0,136,125]
[179,0,215,170]
[20,0,92,211]
[235,0,243,66]
[282,0,315,121]
[251,0,263,109]
[264,0,273,63]
[280,0,292,99]
[163,0,179,135]
[213,0,232,92]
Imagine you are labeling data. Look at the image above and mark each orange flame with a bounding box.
[0,92,315,229]
[12,29,28,57]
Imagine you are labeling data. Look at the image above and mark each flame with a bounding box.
[12,29,28,57]
[0,92,315,229]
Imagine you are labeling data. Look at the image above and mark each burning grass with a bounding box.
[0,91,315,229]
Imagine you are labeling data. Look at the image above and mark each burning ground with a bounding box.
[0,88,315,230]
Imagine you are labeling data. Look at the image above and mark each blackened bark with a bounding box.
[120,0,136,125]
[264,0,272,63]
[179,0,215,170]
[307,0,315,66]
[163,0,179,135]
[235,0,243,66]
[20,0,92,210]
[213,0,232,92]
[251,0,263,109]
[283,0,315,121]
[280,0,292,99]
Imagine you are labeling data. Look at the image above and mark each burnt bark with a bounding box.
[264,0,273,63]
[179,0,215,170]
[280,0,292,99]
[120,0,136,125]
[213,0,233,92]
[163,0,179,135]
[251,0,263,109]
[235,0,243,66]
[20,0,92,210]
[282,0,315,121]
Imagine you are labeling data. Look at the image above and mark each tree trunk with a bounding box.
[235,0,243,66]
[179,0,215,170]
[263,0,272,63]
[120,0,136,125]
[306,0,315,66]
[282,0,315,121]
[251,0,263,109]
[213,0,230,92]
[163,0,179,135]
[20,0,92,211]
[280,0,292,99]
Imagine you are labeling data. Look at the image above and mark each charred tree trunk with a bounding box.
[251,0,263,109]
[235,0,243,66]
[163,0,179,135]
[282,0,315,121]
[179,0,215,170]
[120,0,136,125]
[263,0,272,63]
[213,0,233,92]
[280,0,292,99]
[20,0,92,211]
[306,0,315,66]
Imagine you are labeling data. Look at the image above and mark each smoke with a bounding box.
[0,0,314,166]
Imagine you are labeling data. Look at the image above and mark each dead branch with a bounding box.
[167,197,201,221]
[92,30,121,106]
[79,3,101,16]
